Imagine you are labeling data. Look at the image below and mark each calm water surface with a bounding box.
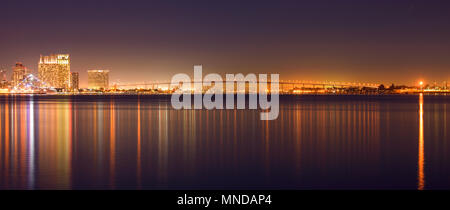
[0,94,449,189]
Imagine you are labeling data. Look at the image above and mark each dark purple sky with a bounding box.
[1,0,450,87]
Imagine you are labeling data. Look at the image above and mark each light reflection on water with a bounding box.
[0,95,449,189]
[418,93,424,190]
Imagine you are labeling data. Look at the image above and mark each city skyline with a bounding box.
[1,0,450,87]
[0,52,448,89]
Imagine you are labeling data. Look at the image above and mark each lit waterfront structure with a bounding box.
[88,70,109,90]
[38,54,70,89]
[12,62,29,86]
[71,72,79,91]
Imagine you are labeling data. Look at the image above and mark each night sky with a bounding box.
[1,0,450,87]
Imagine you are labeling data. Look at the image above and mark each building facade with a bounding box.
[38,54,70,89]
[88,70,109,90]
[0,68,6,81]
[0,68,8,88]
[12,62,29,86]
[70,72,79,91]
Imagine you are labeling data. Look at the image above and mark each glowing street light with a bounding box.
[419,81,424,92]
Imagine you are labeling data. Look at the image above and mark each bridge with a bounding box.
[112,80,380,90]
[10,74,380,93]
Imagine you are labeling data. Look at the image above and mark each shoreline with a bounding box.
[0,92,450,96]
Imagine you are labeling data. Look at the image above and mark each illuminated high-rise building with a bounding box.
[0,68,7,88]
[0,68,6,81]
[70,72,79,91]
[88,70,109,90]
[38,54,70,89]
[12,62,29,86]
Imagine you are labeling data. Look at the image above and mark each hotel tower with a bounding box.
[88,70,109,90]
[38,54,70,89]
